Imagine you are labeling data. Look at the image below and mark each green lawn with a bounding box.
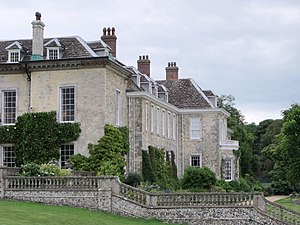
[275,197,300,213]
[0,200,174,225]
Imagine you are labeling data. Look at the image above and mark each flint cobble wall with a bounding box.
[112,195,284,225]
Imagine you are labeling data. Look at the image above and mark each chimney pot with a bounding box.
[137,55,151,77]
[35,12,41,20]
[166,62,179,80]
[101,27,117,57]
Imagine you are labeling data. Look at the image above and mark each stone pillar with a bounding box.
[98,188,112,212]
[0,167,8,199]
[253,193,265,211]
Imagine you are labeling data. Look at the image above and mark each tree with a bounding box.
[218,95,255,176]
[0,111,81,166]
[69,124,129,177]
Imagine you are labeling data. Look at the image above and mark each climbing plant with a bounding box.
[0,111,81,166]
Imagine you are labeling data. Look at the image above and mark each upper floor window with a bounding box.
[151,104,154,133]
[5,41,23,63]
[145,102,149,131]
[156,107,161,135]
[47,48,59,60]
[60,86,75,122]
[9,51,20,62]
[115,90,121,126]
[190,116,201,140]
[224,159,233,181]
[172,114,176,140]
[1,90,17,125]
[191,155,202,167]
[167,112,172,139]
[60,144,74,169]
[1,145,15,167]
[162,110,166,136]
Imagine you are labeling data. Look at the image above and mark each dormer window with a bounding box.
[47,48,59,60]
[9,50,20,62]
[45,38,63,60]
[5,41,23,63]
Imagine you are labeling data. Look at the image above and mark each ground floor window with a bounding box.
[1,145,15,167]
[60,144,74,168]
[224,158,232,181]
[191,155,202,167]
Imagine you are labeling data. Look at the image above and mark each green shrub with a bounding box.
[68,154,90,171]
[40,164,71,176]
[20,163,41,176]
[142,150,156,183]
[181,166,216,191]
[124,173,143,187]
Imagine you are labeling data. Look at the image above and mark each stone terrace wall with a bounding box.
[0,167,296,225]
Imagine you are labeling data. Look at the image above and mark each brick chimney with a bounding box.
[101,27,117,57]
[137,55,151,77]
[166,62,179,80]
[31,12,45,60]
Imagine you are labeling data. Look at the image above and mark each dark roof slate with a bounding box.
[157,79,212,109]
[0,37,95,63]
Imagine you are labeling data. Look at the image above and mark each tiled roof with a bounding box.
[157,79,212,109]
[0,37,97,63]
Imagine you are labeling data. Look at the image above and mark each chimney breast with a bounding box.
[166,62,179,80]
[31,12,45,60]
[137,55,151,77]
[101,27,117,57]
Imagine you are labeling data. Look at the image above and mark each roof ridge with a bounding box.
[74,36,98,57]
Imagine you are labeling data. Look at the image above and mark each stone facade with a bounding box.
[0,13,239,179]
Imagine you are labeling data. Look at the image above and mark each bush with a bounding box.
[181,166,216,191]
[40,164,71,176]
[20,163,41,176]
[124,173,143,187]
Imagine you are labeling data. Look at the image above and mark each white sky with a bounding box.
[0,0,299,124]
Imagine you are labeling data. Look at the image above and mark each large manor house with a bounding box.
[0,13,239,180]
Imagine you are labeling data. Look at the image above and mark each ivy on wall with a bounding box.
[0,111,81,166]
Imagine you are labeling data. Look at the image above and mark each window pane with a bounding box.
[60,144,74,168]
[3,146,15,167]
[224,159,232,180]
[60,87,75,122]
[2,90,17,124]
[190,116,201,139]
[191,155,201,167]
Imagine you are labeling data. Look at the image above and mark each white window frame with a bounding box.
[1,89,17,125]
[8,50,21,63]
[115,90,121,126]
[151,104,154,133]
[190,116,201,140]
[172,114,176,140]
[60,143,74,169]
[1,145,16,167]
[224,158,233,181]
[47,47,60,60]
[59,86,75,123]
[156,107,160,135]
[145,101,149,131]
[167,112,172,139]
[162,110,166,136]
[190,154,202,167]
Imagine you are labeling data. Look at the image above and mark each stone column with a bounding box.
[98,188,112,212]
[253,193,265,211]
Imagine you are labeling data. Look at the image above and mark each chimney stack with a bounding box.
[166,62,179,80]
[101,27,117,57]
[137,55,151,77]
[31,12,45,60]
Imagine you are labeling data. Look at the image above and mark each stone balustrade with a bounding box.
[265,199,300,224]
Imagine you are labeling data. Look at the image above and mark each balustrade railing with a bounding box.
[155,192,254,207]
[265,199,300,225]
[5,176,113,190]
[119,183,147,205]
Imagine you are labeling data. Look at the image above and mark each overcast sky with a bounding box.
[0,0,299,124]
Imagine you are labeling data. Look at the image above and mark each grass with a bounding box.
[275,197,300,213]
[0,200,174,225]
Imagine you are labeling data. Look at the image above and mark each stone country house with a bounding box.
[0,13,239,180]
